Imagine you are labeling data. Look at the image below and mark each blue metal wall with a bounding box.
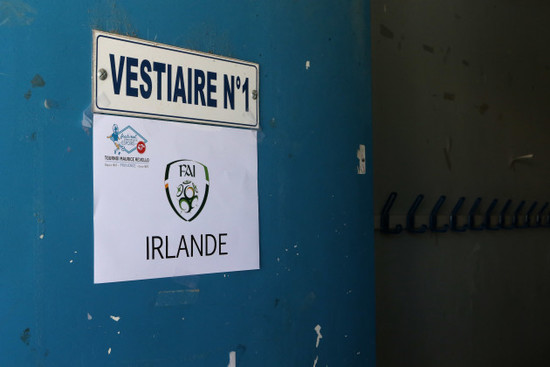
[0,1,374,365]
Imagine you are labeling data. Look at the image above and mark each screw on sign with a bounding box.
[137,141,146,154]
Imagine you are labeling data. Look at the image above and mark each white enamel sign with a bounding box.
[93,30,259,128]
[93,114,259,283]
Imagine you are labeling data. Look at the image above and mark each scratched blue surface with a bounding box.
[0,1,374,365]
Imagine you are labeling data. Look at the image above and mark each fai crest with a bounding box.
[164,159,210,222]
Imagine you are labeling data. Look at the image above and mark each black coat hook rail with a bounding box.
[380,192,550,234]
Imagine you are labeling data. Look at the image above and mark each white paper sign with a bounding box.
[93,30,259,128]
[93,114,259,283]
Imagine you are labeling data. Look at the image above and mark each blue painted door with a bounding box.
[0,1,374,365]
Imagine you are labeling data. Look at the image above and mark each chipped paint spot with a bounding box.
[110,315,121,322]
[510,153,535,168]
[20,328,30,345]
[314,324,323,348]
[31,74,45,87]
[227,351,236,367]
[87,313,93,320]
[39,234,44,239]
[313,355,319,367]
[357,144,366,174]
[44,99,59,109]
[69,259,73,264]
[108,347,112,355]
[117,331,121,335]
[24,90,31,100]
[306,60,310,70]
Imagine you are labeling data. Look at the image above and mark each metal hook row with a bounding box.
[381,192,549,234]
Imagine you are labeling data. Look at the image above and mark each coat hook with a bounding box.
[512,201,526,228]
[380,192,402,234]
[406,194,427,233]
[523,201,537,228]
[535,202,548,227]
[450,197,467,232]
[467,197,484,230]
[429,195,449,232]
[498,199,513,229]
[484,199,499,230]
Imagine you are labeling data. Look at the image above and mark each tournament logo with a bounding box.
[107,124,147,155]
[164,159,210,222]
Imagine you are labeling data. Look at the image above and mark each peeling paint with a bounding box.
[227,351,236,367]
[313,355,319,367]
[314,324,323,348]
